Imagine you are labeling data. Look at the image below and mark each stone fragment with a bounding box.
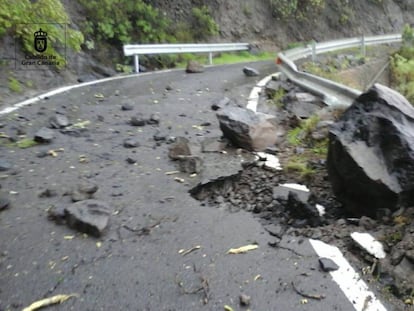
[217,107,281,151]
[211,97,231,111]
[239,294,251,306]
[201,137,227,153]
[126,157,137,164]
[243,66,259,77]
[130,114,147,126]
[78,182,98,194]
[0,191,10,211]
[121,103,134,111]
[319,257,339,272]
[178,156,203,174]
[147,114,160,125]
[168,137,191,160]
[49,114,69,129]
[328,84,414,216]
[34,127,55,143]
[186,60,204,73]
[0,159,12,172]
[123,138,140,148]
[64,200,111,237]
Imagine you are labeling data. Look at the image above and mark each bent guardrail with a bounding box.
[277,33,402,106]
[123,43,250,73]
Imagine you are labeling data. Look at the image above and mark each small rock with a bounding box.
[126,157,137,164]
[239,294,251,306]
[201,138,227,153]
[186,60,204,73]
[130,114,147,126]
[123,138,140,148]
[78,182,98,194]
[243,66,259,77]
[178,156,203,174]
[0,160,12,171]
[319,257,339,272]
[153,131,166,141]
[168,137,191,160]
[0,192,10,211]
[211,97,231,111]
[49,115,69,129]
[71,191,89,202]
[38,188,58,198]
[147,114,160,125]
[34,127,55,143]
[47,205,66,224]
[121,103,134,111]
[64,199,111,237]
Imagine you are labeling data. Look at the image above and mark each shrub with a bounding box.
[8,77,22,93]
[191,6,219,41]
[268,0,325,19]
[78,0,171,45]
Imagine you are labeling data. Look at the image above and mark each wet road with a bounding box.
[0,62,391,310]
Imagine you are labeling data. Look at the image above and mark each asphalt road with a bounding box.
[0,61,388,310]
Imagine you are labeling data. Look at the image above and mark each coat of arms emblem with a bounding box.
[34,28,47,53]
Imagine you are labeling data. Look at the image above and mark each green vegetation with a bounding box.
[16,138,38,149]
[390,24,414,103]
[286,156,316,178]
[270,87,286,108]
[268,0,325,19]
[0,0,83,68]
[191,6,219,41]
[8,77,22,93]
[175,51,273,67]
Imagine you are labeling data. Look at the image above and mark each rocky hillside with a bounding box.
[1,0,413,106]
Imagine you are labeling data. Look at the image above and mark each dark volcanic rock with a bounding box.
[168,137,191,160]
[178,156,203,174]
[0,159,12,171]
[64,200,111,237]
[121,103,134,111]
[319,257,339,272]
[34,127,55,143]
[186,60,204,73]
[0,191,10,211]
[147,114,160,125]
[327,84,414,216]
[287,192,322,227]
[130,114,147,126]
[243,66,259,77]
[123,138,140,148]
[49,114,69,129]
[211,97,231,111]
[216,107,281,151]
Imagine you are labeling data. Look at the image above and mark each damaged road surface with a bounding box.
[0,62,394,310]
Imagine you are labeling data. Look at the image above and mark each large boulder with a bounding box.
[216,107,281,151]
[327,84,414,217]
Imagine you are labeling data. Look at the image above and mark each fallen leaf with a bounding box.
[96,242,102,248]
[254,274,262,281]
[165,171,180,175]
[174,177,185,183]
[64,235,74,240]
[94,93,104,99]
[72,120,90,128]
[223,305,234,311]
[227,244,258,254]
[301,299,308,304]
[47,150,58,157]
[22,294,78,311]
[192,125,204,131]
[178,245,201,256]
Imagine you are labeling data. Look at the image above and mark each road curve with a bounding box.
[0,61,389,310]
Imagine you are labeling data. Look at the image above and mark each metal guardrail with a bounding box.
[277,33,402,107]
[123,43,250,73]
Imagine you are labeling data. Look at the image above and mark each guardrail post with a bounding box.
[311,41,317,62]
[208,52,213,65]
[361,34,366,58]
[134,55,139,73]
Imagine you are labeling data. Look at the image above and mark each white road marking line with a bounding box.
[0,69,179,116]
[309,239,387,311]
[350,232,386,259]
